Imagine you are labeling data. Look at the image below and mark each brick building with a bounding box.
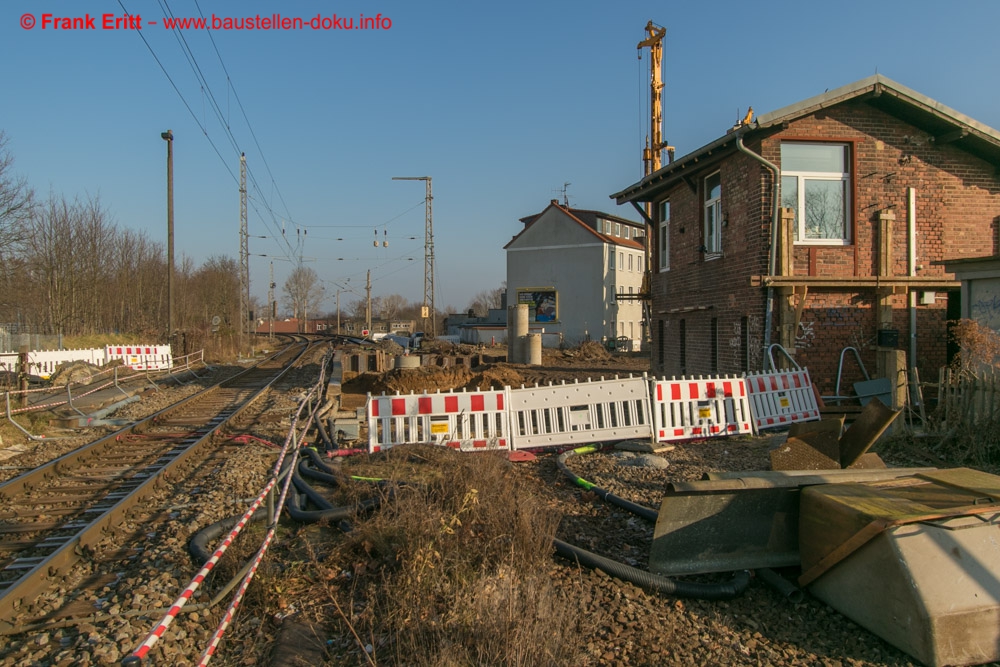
[611,75,1000,395]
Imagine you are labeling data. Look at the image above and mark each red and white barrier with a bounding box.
[507,375,653,450]
[745,369,821,431]
[367,388,511,452]
[651,376,754,443]
[105,344,173,370]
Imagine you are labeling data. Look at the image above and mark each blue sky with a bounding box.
[5,0,1000,316]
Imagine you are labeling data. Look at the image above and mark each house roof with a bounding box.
[611,74,1000,205]
[505,201,644,251]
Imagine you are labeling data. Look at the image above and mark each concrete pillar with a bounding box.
[525,333,542,365]
[508,304,529,363]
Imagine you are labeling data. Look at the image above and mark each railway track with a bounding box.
[0,338,317,631]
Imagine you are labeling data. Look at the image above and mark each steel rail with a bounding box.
[0,338,319,630]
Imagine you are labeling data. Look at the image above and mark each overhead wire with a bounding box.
[120,0,425,292]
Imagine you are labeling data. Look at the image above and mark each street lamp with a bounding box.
[161,130,174,345]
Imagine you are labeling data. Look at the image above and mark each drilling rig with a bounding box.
[629,21,674,344]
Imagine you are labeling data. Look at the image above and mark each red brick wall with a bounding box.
[651,99,1000,393]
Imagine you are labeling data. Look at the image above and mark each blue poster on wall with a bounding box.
[518,289,557,323]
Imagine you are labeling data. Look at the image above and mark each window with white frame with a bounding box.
[658,200,670,271]
[628,254,633,272]
[618,251,623,270]
[615,222,621,237]
[609,247,615,271]
[780,142,850,244]
[704,171,722,255]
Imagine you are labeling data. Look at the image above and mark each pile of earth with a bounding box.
[342,363,534,396]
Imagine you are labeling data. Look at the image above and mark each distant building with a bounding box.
[504,200,645,348]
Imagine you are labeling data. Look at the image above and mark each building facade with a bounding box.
[505,201,645,348]
[612,75,1000,394]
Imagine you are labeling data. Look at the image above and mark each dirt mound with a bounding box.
[563,340,611,362]
[345,365,475,396]
[464,364,528,391]
[49,360,104,386]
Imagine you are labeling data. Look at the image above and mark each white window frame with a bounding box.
[704,171,722,257]
[658,200,670,272]
[615,222,621,237]
[609,247,615,271]
[781,142,851,245]
[618,251,623,271]
[628,254,633,272]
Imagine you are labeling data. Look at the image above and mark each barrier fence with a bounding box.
[745,369,821,431]
[366,369,820,453]
[651,376,754,444]
[507,376,652,450]
[368,388,510,452]
[0,344,173,380]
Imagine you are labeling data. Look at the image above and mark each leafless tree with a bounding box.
[0,132,33,258]
[282,265,324,330]
[466,281,506,317]
[378,294,408,320]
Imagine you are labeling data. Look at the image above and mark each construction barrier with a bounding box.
[507,375,652,450]
[367,388,510,453]
[745,369,821,431]
[651,376,754,444]
[0,348,105,379]
[105,345,173,371]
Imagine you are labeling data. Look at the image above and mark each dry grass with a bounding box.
[319,445,588,666]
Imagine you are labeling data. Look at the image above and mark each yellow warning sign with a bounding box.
[431,422,449,435]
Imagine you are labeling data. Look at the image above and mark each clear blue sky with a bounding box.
[5,0,1000,316]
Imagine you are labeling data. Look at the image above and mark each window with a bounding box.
[704,172,722,255]
[615,222,621,237]
[618,251,623,271]
[623,226,630,240]
[658,200,670,271]
[781,142,850,244]
[609,248,615,271]
[628,254,633,272]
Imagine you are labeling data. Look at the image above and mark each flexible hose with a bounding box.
[556,446,659,522]
[553,444,753,601]
[757,568,804,603]
[553,538,751,600]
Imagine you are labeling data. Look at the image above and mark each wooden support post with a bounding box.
[778,208,797,354]
[877,210,896,378]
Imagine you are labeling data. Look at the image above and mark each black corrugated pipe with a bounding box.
[189,509,268,564]
[284,452,385,523]
[553,538,751,600]
[556,445,659,523]
[314,413,335,451]
[555,444,753,600]
[757,568,804,603]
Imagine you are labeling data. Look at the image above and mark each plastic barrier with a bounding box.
[507,375,653,450]
[367,388,510,453]
[651,376,754,443]
[105,345,173,371]
[0,348,104,379]
[745,369,821,431]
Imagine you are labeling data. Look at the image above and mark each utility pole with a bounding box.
[268,261,275,339]
[239,153,249,357]
[161,130,175,346]
[392,176,435,336]
[365,270,372,337]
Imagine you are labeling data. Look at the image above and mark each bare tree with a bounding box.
[378,294,408,320]
[466,281,506,317]
[0,132,33,257]
[282,265,324,330]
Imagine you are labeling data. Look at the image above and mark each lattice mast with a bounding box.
[239,153,249,356]
[391,176,435,336]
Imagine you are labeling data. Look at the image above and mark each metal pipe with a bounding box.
[735,133,781,354]
[908,187,917,369]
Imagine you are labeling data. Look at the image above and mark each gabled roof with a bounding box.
[611,74,1000,205]
[505,201,644,251]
